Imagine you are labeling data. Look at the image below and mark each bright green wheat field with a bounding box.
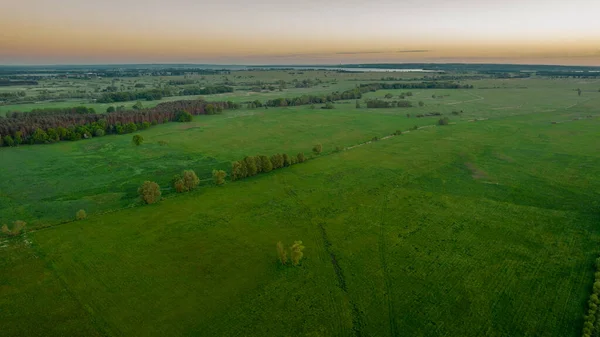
[1,73,600,336]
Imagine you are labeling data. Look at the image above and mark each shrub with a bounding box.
[355,101,361,108]
[334,146,343,153]
[1,221,26,237]
[297,153,306,163]
[171,174,185,193]
[94,129,105,137]
[176,110,193,122]
[158,140,168,146]
[76,209,87,220]
[290,241,305,266]
[438,117,450,125]
[418,101,425,107]
[412,125,419,130]
[231,161,245,181]
[132,134,144,146]
[372,136,380,142]
[277,241,288,265]
[138,181,161,204]
[3,135,14,147]
[384,93,393,99]
[106,106,115,113]
[212,170,227,185]
[394,130,403,135]
[313,144,322,155]
[182,170,200,191]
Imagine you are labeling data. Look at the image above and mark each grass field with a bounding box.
[1,73,600,336]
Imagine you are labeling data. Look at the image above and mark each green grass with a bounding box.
[1,75,600,336]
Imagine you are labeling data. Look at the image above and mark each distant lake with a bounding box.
[261,66,441,73]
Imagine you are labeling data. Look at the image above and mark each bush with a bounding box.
[76,209,87,220]
[297,152,306,163]
[372,136,380,142]
[158,140,168,146]
[106,106,115,113]
[1,221,26,237]
[438,117,450,125]
[412,125,419,130]
[212,170,227,185]
[313,144,322,155]
[394,130,403,135]
[182,170,200,191]
[176,110,193,122]
[94,129,105,137]
[334,146,343,153]
[132,134,144,146]
[138,181,161,204]
[244,156,258,176]
[418,101,425,107]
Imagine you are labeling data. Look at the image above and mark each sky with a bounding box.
[1,0,599,66]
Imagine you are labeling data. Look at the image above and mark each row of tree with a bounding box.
[582,257,600,337]
[0,99,238,147]
[366,99,413,108]
[231,152,307,181]
[97,85,234,103]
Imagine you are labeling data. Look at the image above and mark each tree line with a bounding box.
[231,152,307,181]
[582,257,600,337]
[97,85,234,103]
[0,100,239,147]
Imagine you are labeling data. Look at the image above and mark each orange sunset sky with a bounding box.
[1,0,599,65]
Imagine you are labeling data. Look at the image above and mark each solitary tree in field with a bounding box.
[76,209,87,220]
[418,101,425,107]
[276,241,288,265]
[212,170,227,185]
[138,181,161,204]
[578,88,582,96]
[290,241,305,266]
[313,144,322,155]
[132,134,144,146]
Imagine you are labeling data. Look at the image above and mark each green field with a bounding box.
[1,71,600,336]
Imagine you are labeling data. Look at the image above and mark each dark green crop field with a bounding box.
[1,69,599,336]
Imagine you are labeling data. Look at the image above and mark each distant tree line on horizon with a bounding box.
[97,85,234,103]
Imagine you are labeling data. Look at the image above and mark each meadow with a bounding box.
[1,69,600,336]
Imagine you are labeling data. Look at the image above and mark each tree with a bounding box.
[176,110,193,122]
[270,154,284,169]
[76,209,87,220]
[283,153,291,167]
[384,93,393,99]
[312,144,322,155]
[290,241,305,266]
[244,156,258,176]
[277,241,288,265]
[106,106,115,113]
[3,135,14,147]
[138,181,161,204]
[297,153,306,163]
[132,100,144,110]
[14,131,22,145]
[212,169,227,185]
[205,104,215,115]
[418,101,425,107]
[171,174,185,193]
[132,134,144,146]
[259,155,273,173]
[355,100,361,108]
[231,161,243,181]
[182,170,200,191]
[578,88,582,96]
[438,117,450,125]
[322,102,335,109]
